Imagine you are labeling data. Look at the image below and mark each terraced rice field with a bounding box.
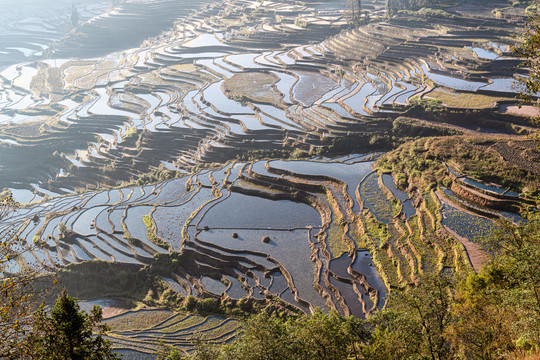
[0,0,111,67]
[104,310,242,356]
[3,158,392,316]
[0,0,535,355]
[5,152,518,318]
[0,0,526,199]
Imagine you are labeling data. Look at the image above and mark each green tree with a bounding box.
[483,219,540,349]
[448,267,518,360]
[347,0,363,22]
[32,289,119,360]
[290,309,368,360]
[156,333,221,360]
[221,311,291,360]
[386,0,394,16]
[448,217,540,359]
[515,10,540,139]
[70,4,79,28]
[157,309,368,360]
[365,274,455,360]
[58,221,67,235]
[156,345,186,360]
[0,193,47,359]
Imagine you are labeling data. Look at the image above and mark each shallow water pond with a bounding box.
[292,70,338,106]
[351,250,387,308]
[202,81,254,114]
[421,64,485,92]
[269,159,373,214]
[468,46,499,60]
[196,228,327,310]
[199,192,321,229]
[342,81,374,115]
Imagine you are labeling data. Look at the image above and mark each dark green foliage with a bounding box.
[386,0,457,16]
[448,217,540,358]
[392,117,460,139]
[32,290,118,360]
[157,347,185,360]
[136,168,177,186]
[150,252,185,275]
[477,219,540,346]
[515,12,540,106]
[184,296,197,311]
[377,136,539,192]
[197,298,220,313]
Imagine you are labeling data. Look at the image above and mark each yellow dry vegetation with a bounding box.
[424,89,513,109]
[63,63,95,88]
[171,64,198,72]
[104,310,175,331]
[223,72,284,107]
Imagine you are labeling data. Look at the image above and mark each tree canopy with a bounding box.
[0,194,47,359]
[31,289,119,360]
[515,10,540,133]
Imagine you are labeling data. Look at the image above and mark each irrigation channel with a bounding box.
[0,0,535,356]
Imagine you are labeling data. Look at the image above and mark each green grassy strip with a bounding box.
[142,211,170,251]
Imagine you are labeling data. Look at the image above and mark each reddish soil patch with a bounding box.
[436,192,488,271]
[102,306,130,319]
[443,225,487,272]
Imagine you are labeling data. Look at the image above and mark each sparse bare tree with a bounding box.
[0,194,49,359]
[386,0,394,17]
[347,0,363,23]
[70,4,79,28]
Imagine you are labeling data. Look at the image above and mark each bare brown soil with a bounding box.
[491,140,540,176]
[102,306,130,319]
[443,225,487,272]
[222,72,283,107]
[499,104,540,118]
[436,192,488,271]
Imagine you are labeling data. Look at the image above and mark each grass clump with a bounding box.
[142,214,170,250]
[58,260,150,301]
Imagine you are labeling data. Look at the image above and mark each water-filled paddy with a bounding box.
[382,174,416,218]
[0,0,110,66]
[468,47,500,60]
[480,78,516,93]
[196,228,326,310]
[202,81,254,114]
[2,154,405,314]
[420,64,486,92]
[269,158,373,213]
[292,70,338,106]
[342,81,375,115]
[199,192,321,229]
[352,250,387,308]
